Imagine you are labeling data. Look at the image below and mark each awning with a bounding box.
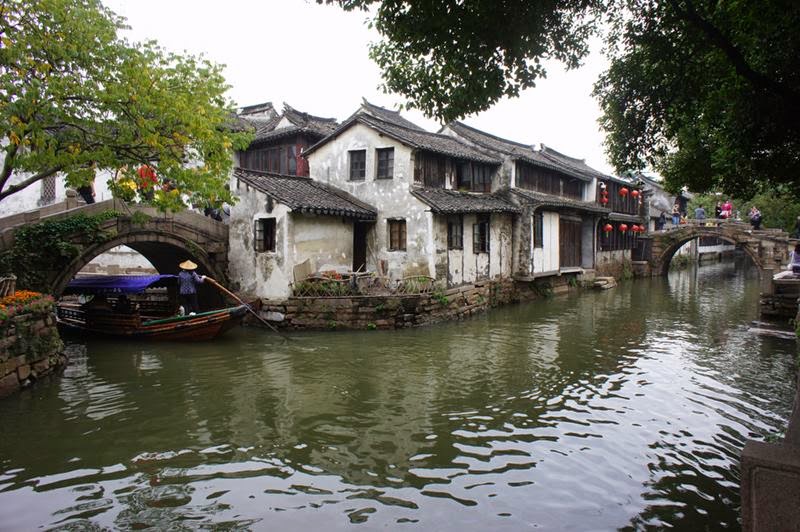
[64,274,177,295]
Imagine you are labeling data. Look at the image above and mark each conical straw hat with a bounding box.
[179,260,198,270]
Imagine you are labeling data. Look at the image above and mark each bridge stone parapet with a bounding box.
[0,198,230,299]
[648,221,793,279]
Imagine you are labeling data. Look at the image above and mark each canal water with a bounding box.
[0,261,796,530]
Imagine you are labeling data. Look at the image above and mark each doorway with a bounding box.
[353,222,368,272]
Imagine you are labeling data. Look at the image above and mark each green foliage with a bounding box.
[327,320,338,330]
[669,253,692,270]
[687,190,800,232]
[321,0,603,122]
[323,0,800,197]
[533,280,553,298]
[595,1,800,197]
[0,0,252,208]
[129,211,152,227]
[431,289,449,306]
[0,211,119,290]
[366,322,377,330]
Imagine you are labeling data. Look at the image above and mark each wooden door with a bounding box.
[559,218,582,268]
[353,222,368,272]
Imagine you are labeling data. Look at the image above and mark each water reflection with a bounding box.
[0,261,795,530]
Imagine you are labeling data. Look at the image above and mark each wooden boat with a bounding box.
[56,274,247,341]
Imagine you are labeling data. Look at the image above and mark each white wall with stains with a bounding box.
[432,213,513,285]
[307,123,435,281]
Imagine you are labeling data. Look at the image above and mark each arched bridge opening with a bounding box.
[0,199,230,310]
[52,231,226,309]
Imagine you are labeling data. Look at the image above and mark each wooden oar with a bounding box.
[204,277,289,339]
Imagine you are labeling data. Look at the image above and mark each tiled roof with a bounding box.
[444,122,598,181]
[239,101,277,118]
[538,145,614,182]
[305,113,501,165]
[510,188,611,214]
[358,99,426,131]
[233,168,377,220]
[608,212,645,223]
[411,187,520,214]
[239,103,338,144]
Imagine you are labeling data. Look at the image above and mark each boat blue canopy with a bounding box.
[64,274,177,295]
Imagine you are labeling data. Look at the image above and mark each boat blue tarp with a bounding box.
[64,274,177,295]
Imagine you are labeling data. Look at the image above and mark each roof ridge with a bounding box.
[539,144,586,164]
[448,121,534,150]
[282,102,338,124]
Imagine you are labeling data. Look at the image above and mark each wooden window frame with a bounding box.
[472,215,490,254]
[349,149,366,181]
[447,215,463,250]
[388,219,407,251]
[376,147,394,179]
[533,212,544,248]
[254,218,277,253]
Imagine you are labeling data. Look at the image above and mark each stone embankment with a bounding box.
[258,275,583,331]
[0,304,66,398]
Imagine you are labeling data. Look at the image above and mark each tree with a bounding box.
[0,0,251,210]
[323,0,800,197]
[322,0,605,122]
[595,0,800,198]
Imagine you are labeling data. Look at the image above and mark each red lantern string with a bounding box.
[631,189,640,198]
[619,187,629,197]
[619,223,628,232]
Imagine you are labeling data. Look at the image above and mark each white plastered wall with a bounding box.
[532,211,560,274]
[307,123,434,280]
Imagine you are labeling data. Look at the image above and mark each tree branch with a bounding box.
[669,0,799,102]
[0,165,62,203]
[0,142,19,192]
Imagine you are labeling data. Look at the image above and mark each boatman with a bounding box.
[178,260,206,315]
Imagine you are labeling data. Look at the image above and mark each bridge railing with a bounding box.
[0,197,228,250]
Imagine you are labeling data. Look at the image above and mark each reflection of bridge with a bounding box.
[643,221,795,310]
[0,198,229,299]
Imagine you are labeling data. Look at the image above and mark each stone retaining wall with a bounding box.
[258,276,579,331]
[0,307,66,398]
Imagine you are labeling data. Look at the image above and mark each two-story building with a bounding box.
[302,101,519,288]
[440,122,611,280]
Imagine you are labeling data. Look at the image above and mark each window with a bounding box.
[447,216,463,249]
[376,148,394,179]
[473,215,490,253]
[254,218,276,252]
[349,150,366,180]
[533,212,543,248]
[598,220,634,252]
[287,145,297,175]
[388,219,407,251]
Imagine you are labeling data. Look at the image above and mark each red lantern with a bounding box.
[603,223,613,235]
[619,223,628,232]
[600,196,609,204]
[631,189,640,198]
[619,187,629,197]
[638,225,646,233]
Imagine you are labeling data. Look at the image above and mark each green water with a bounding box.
[0,261,796,530]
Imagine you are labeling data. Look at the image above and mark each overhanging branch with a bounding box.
[0,165,62,202]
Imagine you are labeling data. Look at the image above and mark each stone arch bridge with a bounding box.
[0,198,229,302]
[644,221,794,303]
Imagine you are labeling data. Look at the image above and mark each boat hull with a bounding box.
[57,305,248,341]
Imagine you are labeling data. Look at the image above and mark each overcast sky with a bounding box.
[104,0,614,174]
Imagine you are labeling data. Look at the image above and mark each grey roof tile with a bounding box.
[510,188,611,214]
[306,113,501,165]
[411,187,520,214]
[234,168,377,220]
[358,99,426,131]
[239,103,338,144]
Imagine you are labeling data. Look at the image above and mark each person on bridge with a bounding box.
[715,202,722,219]
[749,206,762,230]
[790,244,800,275]
[671,203,681,226]
[720,199,733,219]
[178,260,206,315]
[694,204,706,221]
